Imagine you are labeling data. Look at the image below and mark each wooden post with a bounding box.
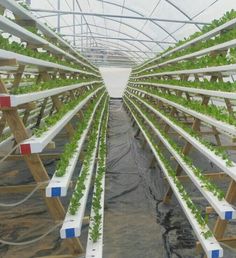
[213,180,236,239]
[0,113,6,135]
[12,65,25,88]
[51,95,75,139]
[35,98,48,127]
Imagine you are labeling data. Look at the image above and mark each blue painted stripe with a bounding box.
[225,211,233,220]
[51,187,61,197]
[211,250,219,258]
[66,228,75,238]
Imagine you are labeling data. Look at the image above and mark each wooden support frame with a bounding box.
[0,79,84,255]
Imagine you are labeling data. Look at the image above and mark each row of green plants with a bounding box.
[135,24,236,74]
[124,96,213,239]
[55,92,105,177]
[15,2,95,69]
[126,93,225,200]
[10,78,99,95]
[134,49,236,76]
[33,85,103,137]
[69,97,108,215]
[127,85,236,127]
[134,9,236,72]
[89,101,109,242]
[128,89,233,168]
[0,33,96,73]
[131,78,236,92]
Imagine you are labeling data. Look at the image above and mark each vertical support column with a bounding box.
[57,0,61,34]
[81,16,83,52]
[213,181,236,238]
[0,113,6,136]
[51,95,75,138]
[35,98,48,127]
[73,0,76,47]
[0,5,5,15]
[12,65,25,88]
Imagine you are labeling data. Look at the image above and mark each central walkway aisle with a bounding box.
[103,99,164,258]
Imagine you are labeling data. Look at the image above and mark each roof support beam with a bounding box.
[76,47,158,54]
[73,23,155,51]
[82,53,147,59]
[91,40,148,59]
[30,9,210,25]
[58,18,161,48]
[65,34,175,44]
[73,34,154,58]
[96,0,177,43]
[79,40,147,60]
[87,58,138,62]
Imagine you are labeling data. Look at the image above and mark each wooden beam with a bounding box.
[51,95,75,139]
[0,59,17,67]
[0,153,61,161]
[0,5,6,15]
[15,19,37,27]
[213,180,236,239]
[35,97,48,127]
[27,43,49,49]
[12,65,25,88]
[35,255,84,258]
[220,145,236,150]
[205,206,214,214]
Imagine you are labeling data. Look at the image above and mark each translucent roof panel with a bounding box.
[29,0,236,67]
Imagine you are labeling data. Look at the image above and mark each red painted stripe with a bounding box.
[0,96,11,107]
[20,144,31,155]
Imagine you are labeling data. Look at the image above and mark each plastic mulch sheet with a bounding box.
[103,99,236,258]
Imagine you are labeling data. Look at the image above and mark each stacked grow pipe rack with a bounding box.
[0,1,109,257]
[133,16,236,72]
[0,0,98,73]
[125,12,236,258]
[124,97,223,258]
[85,99,109,258]
[60,98,108,239]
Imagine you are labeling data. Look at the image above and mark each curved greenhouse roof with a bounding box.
[27,0,236,67]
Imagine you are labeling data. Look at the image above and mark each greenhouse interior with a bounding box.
[1,0,236,258]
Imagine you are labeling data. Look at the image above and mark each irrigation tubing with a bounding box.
[0,222,62,246]
[0,180,49,207]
